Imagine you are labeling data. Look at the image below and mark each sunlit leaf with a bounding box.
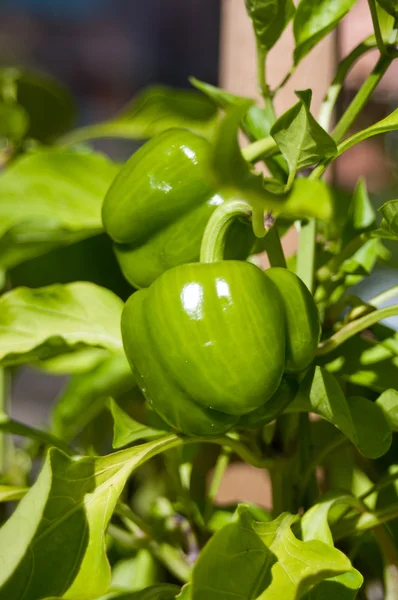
[376,388,398,431]
[110,399,164,449]
[371,199,398,241]
[0,282,123,366]
[293,0,357,64]
[245,0,295,52]
[376,0,398,18]
[0,149,118,270]
[191,505,354,600]
[0,436,181,600]
[288,366,392,458]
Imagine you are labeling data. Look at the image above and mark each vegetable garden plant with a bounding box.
[1,0,398,598]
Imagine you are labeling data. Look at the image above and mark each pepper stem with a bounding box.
[200,199,263,263]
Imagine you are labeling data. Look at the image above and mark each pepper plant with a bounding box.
[1,1,398,598]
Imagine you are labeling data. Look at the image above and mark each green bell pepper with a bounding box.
[121,262,320,436]
[102,128,256,288]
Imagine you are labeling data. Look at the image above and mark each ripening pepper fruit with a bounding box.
[102,129,256,288]
[121,261,320,437]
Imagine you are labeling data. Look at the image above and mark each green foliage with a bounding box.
[0,2,398,599]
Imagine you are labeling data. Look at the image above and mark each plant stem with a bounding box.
[296,219,316,293]
[256,46,276,123]
[0,369,6,474]
[204,447,231,522]
[241,136,279,163]
[263,225,287,268]
[368,0,388,55]
[200,199,256,263]
[374,526,398,600]
[369,285,398,307]
[299,435,348,501]
[332,53,392,142]
[317,304,398,355]
[318,38,377,131]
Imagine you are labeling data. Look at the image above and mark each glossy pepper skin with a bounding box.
[121,261,320,437]
[102,129,255,289]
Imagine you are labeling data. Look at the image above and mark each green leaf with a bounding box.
[245,0,295,53]
[293,0,357,64]
[51,355,136,442]
[0,67,76,142]
[371,199,398,240]
[60,86,217,146]
[0,102,28,141]
[376,2,396,43]
[0,436,181,600]
[300,492,364,599]
[0,149,118,270]
[191,505,354,600]
[0,485,28,503]
[288,366,392,458]
[346,178,376,233]
[376,0,398,18]
[99,585,181,599]
[0,412,71,453]
[322,322,398,392]
[213,104,333,220]
[270,90,337,184]
[109,550,158,593]
[36,348,111,375]
[376,389,398,431]
[0,282,123,366]
[110,399,164,449]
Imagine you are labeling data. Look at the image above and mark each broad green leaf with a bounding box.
[0,435,181,600]
[110,551,158,593]
[322,322,398,391]
[60,86,217,146]
[293,0,357,64]
[281,178,333,221]
[0,485,28,503]
[245,0,295,52]
[0,102,28,141]
[0,412,71,454]
[51,355,136,441]
[0,282,123,366]
[37,348,111,375]
[371,199,398,240]
[191,505,354,600]
[376,389,398,431]
[0,149,118,270]
[0,67,76,142]
[346,178,376,233]
[110,399,163,449]
[376,0,398,18]
[301,492,363,599]
[288,367,392,458]
[270,90,336,183]
[338,107,398,155]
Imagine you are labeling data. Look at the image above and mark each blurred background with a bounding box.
[1,0,397,544]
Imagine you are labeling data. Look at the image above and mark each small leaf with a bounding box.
[61,86,217,145]
[0,282,124,366]
[346,178,376,233]
[110,550,158,593]
[376,2,396,43]
[371,199,398,240]
[0,102,28,141]
[110,399,164,449]
[288,367,392,458]
[270,90,337,183]
[376,0,398,18]
[245,0,295,52]
[0,67,76,142]
[376,389,398,431]
[191,505,354,600]
[51,355,136,442]
[0,436,181,600]
[0,149,118,270]
[0,485,28,503]
[293,0,357,64]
